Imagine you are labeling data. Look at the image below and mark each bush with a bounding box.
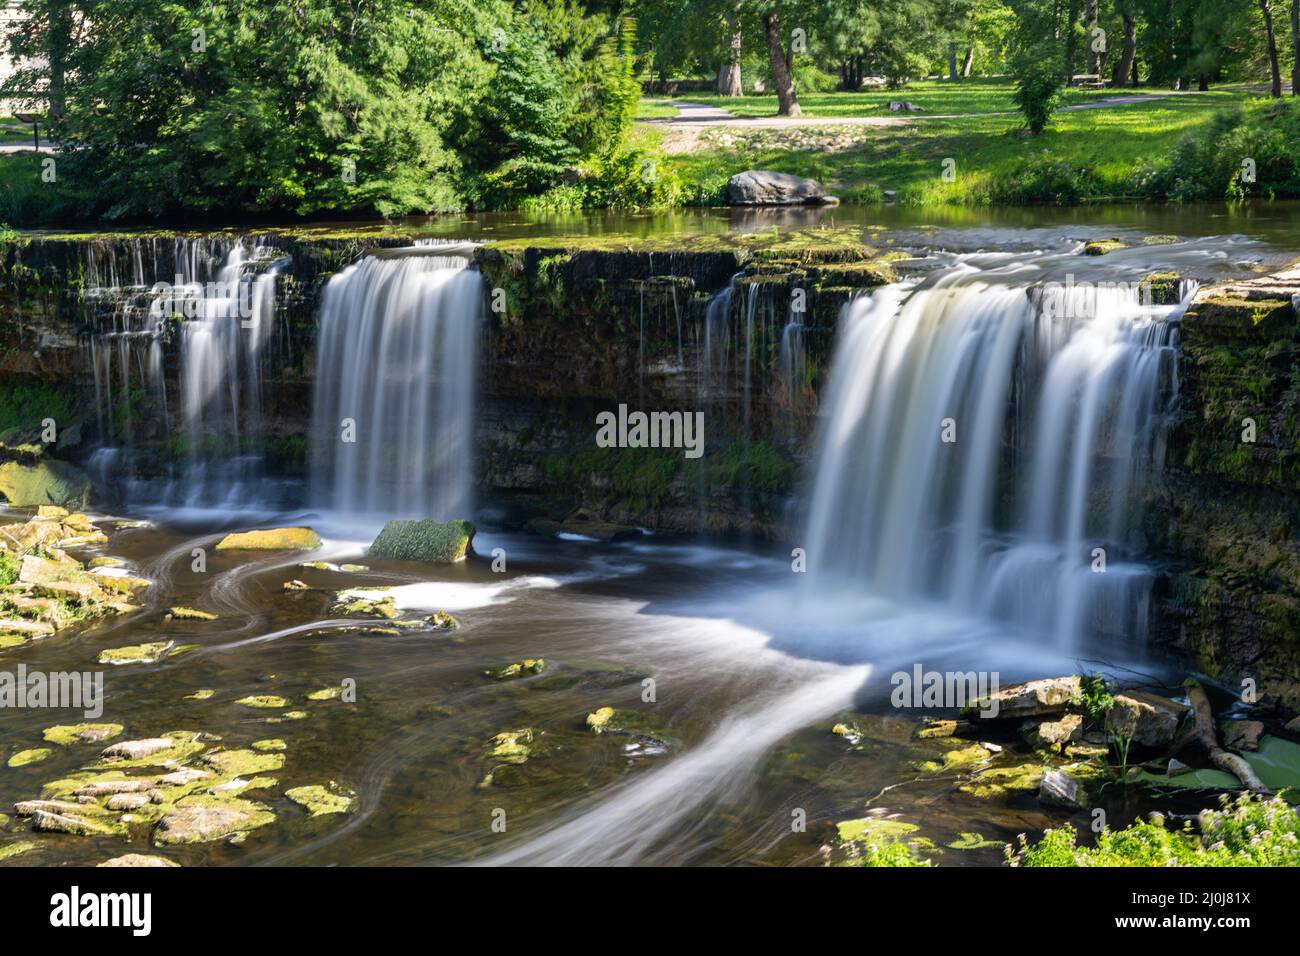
[1008,794,1300,866]
[1130,100,1300,202]
[1012,50,1064,135]
[991,152,1108,204]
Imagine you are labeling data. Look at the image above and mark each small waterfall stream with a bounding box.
[803,254,1189,648]
[310,243,482,521]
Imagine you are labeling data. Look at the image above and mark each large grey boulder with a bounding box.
[726,170,838,206]
[1104,690,1188,748]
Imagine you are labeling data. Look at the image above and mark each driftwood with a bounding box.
[1179,680,1270,793]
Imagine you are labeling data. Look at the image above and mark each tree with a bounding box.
[758,1,801,116]
[1112,3,1140,85]
[1259,0,1283,94]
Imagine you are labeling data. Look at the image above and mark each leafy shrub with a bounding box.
[0,551,19,587]
[1012,50,1064,135]
[991,152,1109,204]
[1007,794,1300,866]
[1070,673,1116,729]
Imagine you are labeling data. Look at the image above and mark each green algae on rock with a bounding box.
[0,840,41,861]
[214,527,322,551]
[286,782,356,817]
[98,641,196,666]
[154,796,276,845]
[202,748,286,776]
[236,695,289,709]
[916,743,992,774]
[0,458,91,508]
[426,610,459,629]
[43,722,123,746]
[305,686,344,701]
[184,689,215,700]
[251,739,287,752]
[485,658,545,680]
[166,606,218,621]
[7,747,52,767]
[367,518,475,563]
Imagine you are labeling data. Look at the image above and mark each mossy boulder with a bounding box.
[1083,238,1126,256]
[0,459,90,508]
[367,519,475,563]
[43,722,123,746]
[215,527,322,551]
[286,783,356,817]
[7,747,52,767]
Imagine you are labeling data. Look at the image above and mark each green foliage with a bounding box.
[1,1,650,222]
[1011,47,1064,135]
[1008,794,1300,866]
[1070,673,1116,729]
[852,841,934,866]
[1130,100,1300,201]
[0,222,18,241]
[0,382,76,437]
[0,551,19,587]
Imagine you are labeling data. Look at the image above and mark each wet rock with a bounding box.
[488,729,536,764]
[166,606,217,621]
[1223,719,1265,752]
[965,676,1081,720]
[236,695,288,709]
[485,659,544,680]
[831,722,862,744]
[0,840,41,861]
[282,579,311,591]
[87,556,125,569]
[1105,690,1187,748]
[92,572,151,596]
[201,749,285,776]
[7,747,52,767]
[1083,238,1126,256]
[340,564,369,572]
[98,641,195,666]
[43,723,123,745]
[0,459,90,508]
[101,738,175,761]
[367,519,475,563]
[106,792,151,811]
[74,778,153,797]
[332,590,399,620]
[1167,757,1193,776]
[157,768,210,786]
[426,610,459,629]
[1021,713,1084,749]
[1038,768,1083,809]
[215,527,322,551]
[154,797,275,845]
[251,739,286,752]
[305,686,344,701]
[916,718,966,739]
[98,854,178,867]
[1286,716,1300,735]
[917,743,991,774]
[586,707,616,734]
[15,799,126,836]
[184,689,215,701]
[285,783,356,817]
[960,763,1046,798]
[727,170,838,206]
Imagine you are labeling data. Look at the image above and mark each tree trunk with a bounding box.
[717,12,743,96]
[948,42,958,80]
[1112,13,1137,86]
[1086,0,1101,74]
[1181,681,1270,793]
[1065,0,1080,78]
[1290,0,1299,95]
[962,46,975,77]
[46,1,73,121]
[1260,0,1283,96]
[1198,74,1209,91]
[762,11,801,116]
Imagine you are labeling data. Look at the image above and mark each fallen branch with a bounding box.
[1179,679,1270,793]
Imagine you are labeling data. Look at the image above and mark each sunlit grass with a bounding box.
[666,90,1263,205]
[635,98,680,119]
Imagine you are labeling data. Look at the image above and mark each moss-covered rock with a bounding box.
[166,606,217,621]
[286,782,356,817]
[0,458,90,507]
[235,695,289,709]
[367,519,475,563]
[7,747,52,767]
[485,659,544,680]
[1082,238,1126,256]
[98,641,195,665]
[215,527,322,551]
[43,722,123,746]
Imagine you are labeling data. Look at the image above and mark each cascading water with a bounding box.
[803,252,1190,649]
[310,243,482,521]
[83,236,293,510]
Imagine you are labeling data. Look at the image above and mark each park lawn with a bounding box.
[682,77,1140,118]
[636,98,681,119]
[665,89,1259,205]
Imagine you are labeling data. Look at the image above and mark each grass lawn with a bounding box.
[662,89,1259,204]
[680,77,1176,118]
[635,99,680,119]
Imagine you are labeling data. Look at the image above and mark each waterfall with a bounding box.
[82,236,291,509]
[803,256,1188,648]
[310,244,482,521]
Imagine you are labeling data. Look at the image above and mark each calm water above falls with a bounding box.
[4,225,1287,866]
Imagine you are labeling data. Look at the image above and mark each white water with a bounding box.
[803,253,1188,648]
[310,244,482,521]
